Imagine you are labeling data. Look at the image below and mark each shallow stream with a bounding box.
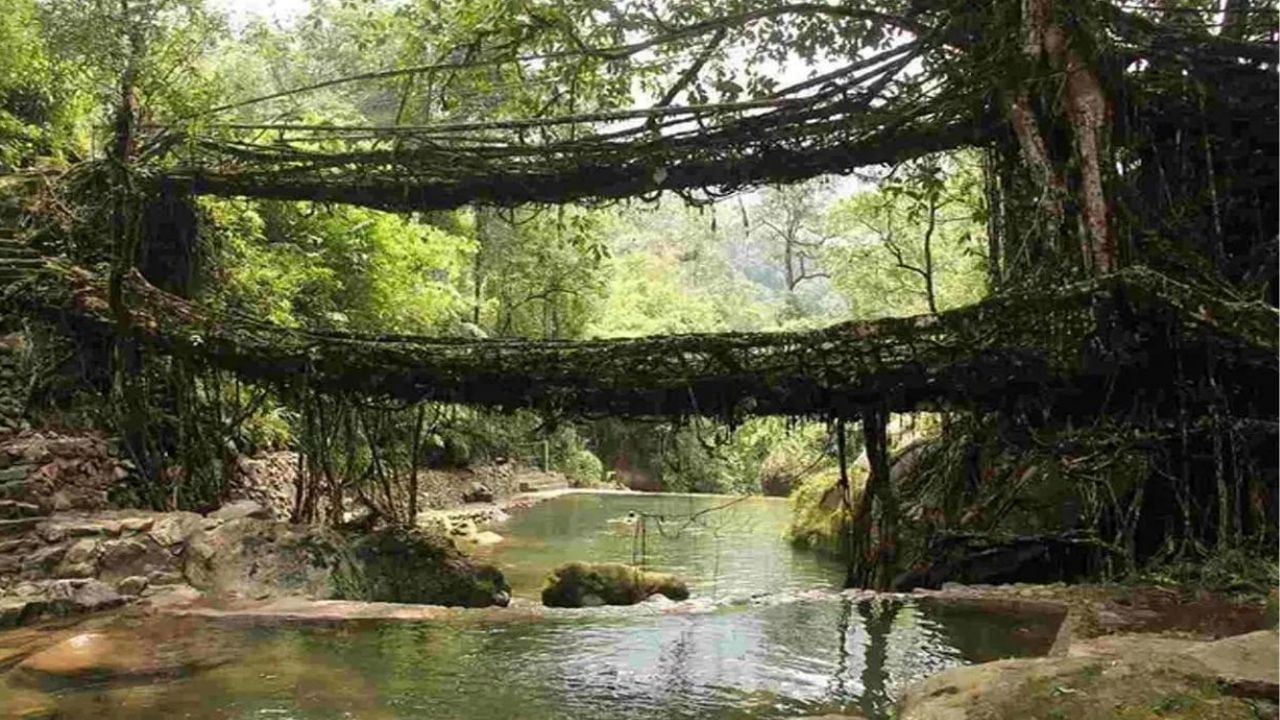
[0,493,1059,719]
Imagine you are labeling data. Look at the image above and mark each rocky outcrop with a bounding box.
[226,451,300,519]
[541,562,689,607]
[337,527,510,607]
[896,629,1279,720]
[416,461,570,509]
[0,509,512,627]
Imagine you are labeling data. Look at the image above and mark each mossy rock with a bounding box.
[336,526,510,608]
[541,562,689,607]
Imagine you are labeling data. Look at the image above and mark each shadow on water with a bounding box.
[0,494,1060,720]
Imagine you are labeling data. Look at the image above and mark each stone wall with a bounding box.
[226,451,300,519]
[0,333,29,435]
[0,432,130,517]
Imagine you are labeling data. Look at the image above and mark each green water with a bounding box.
[473,492,847,599]
[0,493,1060,720]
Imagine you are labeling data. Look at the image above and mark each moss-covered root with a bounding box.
[540,562,689,607]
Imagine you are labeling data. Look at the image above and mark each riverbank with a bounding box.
[0,436,1273,720]
[2,579,1272,720]
[895,583,1277,720]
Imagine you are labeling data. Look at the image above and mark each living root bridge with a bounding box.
[159,120,986,213]
[4,261,1275,423]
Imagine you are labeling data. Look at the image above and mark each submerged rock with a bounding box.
[13,627,236,688]
[541,562,689,608]
[0,684,56,719]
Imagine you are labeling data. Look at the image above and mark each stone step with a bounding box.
[0,500,44,520]
[0,517,41,537]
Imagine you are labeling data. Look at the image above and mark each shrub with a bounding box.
[559,447,606,487]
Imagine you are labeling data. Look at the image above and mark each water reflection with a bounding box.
[0,493,1058,720]
[0,594,1055,720]
[473,493,848,599]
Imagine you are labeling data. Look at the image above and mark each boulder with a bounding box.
[147,513,203,548]
[541,562,689,608]
[182,518,337,598]
[47,579,123,612]
[116,575,148,596]
[180,519,510,608]
[461,483,495,504]
[896,630,1278,720]
[0,579,128,627]
[470,530,504,546]
[97,536,175,583]
[337,526,511,608]
[1181,629,1279,699]
[208,500,270,522]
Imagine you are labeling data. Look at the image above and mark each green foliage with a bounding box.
[558,447,606,488]
[204,199,475,334]
[1138,549,1280,599]
[471,207,608,339]
[589,417,803,495]
[826,152,990,318]
[758,421,831,496]
[0,0,84,167]
[589,202,776,337]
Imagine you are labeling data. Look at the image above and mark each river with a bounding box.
[0,492,1058,719]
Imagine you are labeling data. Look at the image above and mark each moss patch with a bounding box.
[540,562,689,607]
[787,468,859,557]
[334,527,510,608]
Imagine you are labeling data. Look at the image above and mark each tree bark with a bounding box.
[922,192,939,314]
[1012,0,1115,274]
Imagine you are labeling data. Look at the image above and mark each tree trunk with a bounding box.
[1220,0,1252,40]
[1011,0,1115,274]
[861,407,895,590]
[922,193,939,314]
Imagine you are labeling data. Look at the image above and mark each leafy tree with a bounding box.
[826,153,989,319]
[470,207,608,339]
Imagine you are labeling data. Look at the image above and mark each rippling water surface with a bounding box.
[0,493,1059,720]
[472,492,848,599]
